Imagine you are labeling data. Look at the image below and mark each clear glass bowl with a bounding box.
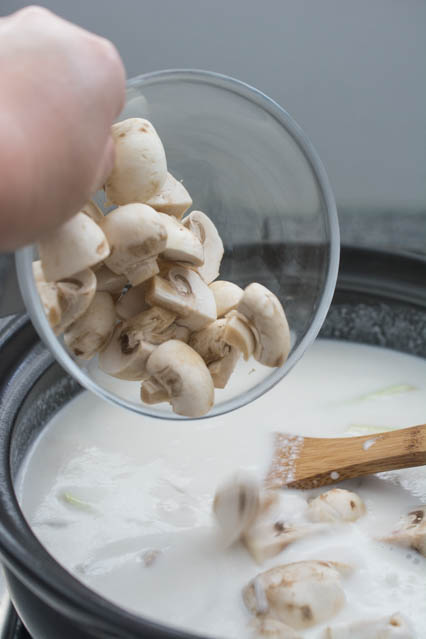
[15,69,339,420]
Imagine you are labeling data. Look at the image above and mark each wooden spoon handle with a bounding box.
[267,424,426,490]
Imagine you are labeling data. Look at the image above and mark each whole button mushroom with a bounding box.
[38,212,110,281]
[141,340,215,417]
[146,172,193,220]
[102,203,167,286]
[189,319,240,388]
[157,213,204,266]
[225,283,290,367]
[147,266,217,331]
[105,118,168,205]
[324,613,414,638]
[182,210,224,283]
[382,506,426,557]
[307,489,366,524]
[243,560,350,631]
[209,281,243,318]
[64,292,116,359]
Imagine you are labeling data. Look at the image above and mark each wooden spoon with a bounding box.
[266,424,426,490]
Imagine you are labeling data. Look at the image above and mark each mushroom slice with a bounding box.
[105,118,167,205]
[210,280,243,317]
[243,561,349,631]
[237,283,290,367]
[116,284,149,320]
[102,203,167,286]
[32,261,61,329]
[244,521,325,565]
[189,319,239,388]
[80,200,104,224]
[54,268,97,335]
[158,213,204,266]
[146,267,216,331]
[38,212,110,281]
[141,340,214,417]
[250,617,302,639]
[213,472,261,545]
[324,612,414,638]
[119,306,178,348]
[145,172,192,220]
[182,210,224,283]
[64,292,116,359]
[308,489,366,524]
[224,310,256,360]
[95,265,128,295]
[98,324,155,381]
[381,506,426,557]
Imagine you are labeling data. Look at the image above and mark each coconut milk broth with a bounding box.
[17,340,426,637]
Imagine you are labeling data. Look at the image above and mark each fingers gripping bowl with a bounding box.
[15,70,339,419]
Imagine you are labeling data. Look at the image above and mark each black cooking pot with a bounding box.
[0,247,425,639]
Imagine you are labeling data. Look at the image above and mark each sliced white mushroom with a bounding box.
[308,489,366,524]
[80,200,104,224]
[244,520,326,565]
[224,310,256,360]
[115,283,149,320]
[146,267,217,331]
[102,203,167,285]
[32,261,62,330]
[98,324,156,381]
[213,472,261,545]
[64,292,116,359]
[210,280,244,317]
[158,212,204,266]
[189,319,240,388]
[229,283,291,367]
[250,616,303,639]
[182,210,224,283]
[145,172,192,220]
[243,561,349,630]
[95,265,128,294]
[38,212,110,281]
[141,340,214,417]
[54,269,97,335]
[324,612,414,638]
[105,118,167,205]
[381,506,426,557]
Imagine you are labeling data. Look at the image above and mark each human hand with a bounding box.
[0,6,125,251]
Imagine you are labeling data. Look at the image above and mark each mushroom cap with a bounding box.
[80,200,104,225]
[103,203,167,275]
[98,323,155,380]
[182,210,224,283]
[95,265,128,294]
[213,472,261,545]
[382,506,426,557]
[209,280,243,317]
[146,173,192,220]
[308,489,366,524]
[147,267,217,331]
[250,617,303,639]
[64,292,116,359]
[54,268,97,335]
[243,561,348,630]
[158,213,204,266]
[142,340,214,417]
[116,283,150,320]
[38,212,110,281]
[189,319,240,388]
[237,283,291,367]
[32,261,61,329]
[324,613,414,638]
[105,118,167,205]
